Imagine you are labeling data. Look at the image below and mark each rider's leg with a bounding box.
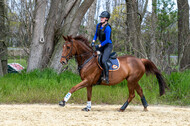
[101,43,113,84]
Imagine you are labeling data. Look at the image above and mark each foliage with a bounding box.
[163,70,190,105]
[0,69,190,106]
[157,0,177,33]
[109,5,127,53]
[141,0,178,71]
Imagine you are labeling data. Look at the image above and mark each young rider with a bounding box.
[91,11,113,84]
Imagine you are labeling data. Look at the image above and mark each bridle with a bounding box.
[61,40,74,62]
[61,39,95,66]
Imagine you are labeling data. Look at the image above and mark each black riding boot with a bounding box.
[102,63,109,84]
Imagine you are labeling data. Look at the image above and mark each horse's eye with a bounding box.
[67,46,70,49]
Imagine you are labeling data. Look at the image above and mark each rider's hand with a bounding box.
[95,45,99,50]
[91,42,95,47]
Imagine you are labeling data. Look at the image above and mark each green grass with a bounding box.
[0,69,190,106]
[163,70,190,105]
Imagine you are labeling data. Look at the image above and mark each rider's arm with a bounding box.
[100,26,111,47]
[93,24,99,42]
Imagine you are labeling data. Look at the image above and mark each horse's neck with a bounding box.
[75,42,93,66]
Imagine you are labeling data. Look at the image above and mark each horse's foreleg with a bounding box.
[82,86,92,112]
[135,83,148,111]
[59,79,88,107]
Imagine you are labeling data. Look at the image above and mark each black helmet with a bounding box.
[99,11,110,19]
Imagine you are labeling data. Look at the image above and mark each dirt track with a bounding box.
[0,104,190,126]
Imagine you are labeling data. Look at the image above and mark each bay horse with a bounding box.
[59,35,167,112]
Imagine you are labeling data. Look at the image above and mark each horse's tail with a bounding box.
[141,59,167,96]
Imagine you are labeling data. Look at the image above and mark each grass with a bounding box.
[0,69,190,106]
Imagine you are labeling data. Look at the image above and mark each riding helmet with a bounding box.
[99,11,110,19]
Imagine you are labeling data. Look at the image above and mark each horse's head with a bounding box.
[60,35,76,65]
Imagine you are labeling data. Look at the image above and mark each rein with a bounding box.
[78,55,94,74]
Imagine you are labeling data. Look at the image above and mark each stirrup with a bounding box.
[102,78,109,84]
[101,76,105,80]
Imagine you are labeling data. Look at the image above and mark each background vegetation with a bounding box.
[0,68,189,105]
[0,0,189,105]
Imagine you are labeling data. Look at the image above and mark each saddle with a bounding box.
[95,52,120,85]
[97,52,120,71]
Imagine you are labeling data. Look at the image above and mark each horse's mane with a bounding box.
[74,35,93,50]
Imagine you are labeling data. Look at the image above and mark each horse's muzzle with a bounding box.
[60,59,68,65]
[61,61,66,65]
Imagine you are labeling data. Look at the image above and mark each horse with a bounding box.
[59,35,167,112]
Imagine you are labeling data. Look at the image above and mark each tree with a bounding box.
[0,0,8,76]
[49,0,95,73]
[150,0,157,64]
[125,0,146,57]
[105,0,110,12]
[177,0,190,70]
[26,0,94,73]
[27,0,47,72]
[41,0,78,68]
[85,0,97,41]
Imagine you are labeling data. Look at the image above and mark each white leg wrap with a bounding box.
[64,92,71,102]
[87,101,91,110]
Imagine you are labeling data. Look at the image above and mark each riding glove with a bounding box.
[95,45,99,50]
[91,42,95,47]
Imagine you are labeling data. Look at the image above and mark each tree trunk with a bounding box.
[106,0,110,12]
[49,0,94,73]
[0,41,7,76]
[180,34,190,70]
[150,0,157,64]
[139,0,148,21]
[85,0,97,40]
[27,0,47,72]
[41,0,78,69]
[68,0,95,35]
[96,0,100,20]
[41,0,62,68]
[125,0,140,57]
[47,0,81,73]
[177,0,190,70]
[0,0,7,76]
[0,61,3,76]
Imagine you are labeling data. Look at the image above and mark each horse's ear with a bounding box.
[67,35,72,42]
[62,35,67,41]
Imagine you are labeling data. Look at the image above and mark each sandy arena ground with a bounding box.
[0,104,190,126]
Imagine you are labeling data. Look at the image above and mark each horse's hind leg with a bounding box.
[119,82,135,112]
[135,83,148,111]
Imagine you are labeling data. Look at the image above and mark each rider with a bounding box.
[91,11,113,84]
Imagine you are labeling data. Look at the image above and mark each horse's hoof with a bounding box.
[144,107,148,111]
[118,109,125,112]
[59,101,66,107]
[82,107,91,112]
